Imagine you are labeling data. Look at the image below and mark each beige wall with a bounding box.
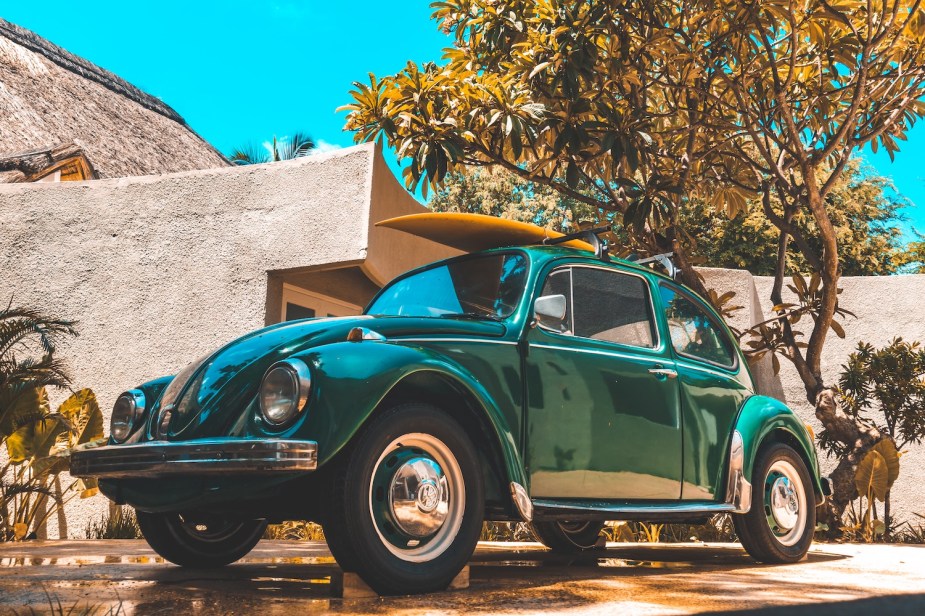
[702,269,925,526]
[0,143,454,537]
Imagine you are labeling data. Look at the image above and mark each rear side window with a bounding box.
[537,266,656,349]
[572,268,656,348]
[659,284,736,367]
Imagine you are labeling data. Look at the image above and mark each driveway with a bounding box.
[0,540,923,614]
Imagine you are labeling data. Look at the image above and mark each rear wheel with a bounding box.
[322,403,484,595]
[136,510,266,568]
[532,520,605,552]
[733,443,815,563]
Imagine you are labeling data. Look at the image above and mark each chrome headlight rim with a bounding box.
[259,358,312,428]
[110,389,146,443]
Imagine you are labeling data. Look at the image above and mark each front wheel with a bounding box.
[532,520,605,552]
[322,403,484,595]
[733,443,815,563]
[136,510,267,568]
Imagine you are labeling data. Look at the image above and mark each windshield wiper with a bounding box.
[439,312,502,322]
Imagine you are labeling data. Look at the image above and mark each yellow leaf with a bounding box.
[869,439,900,489]
[855,449,889,502]
[13,523,28,541]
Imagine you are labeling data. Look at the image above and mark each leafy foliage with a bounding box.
[0,304,102,541]
[681,160,911,276]
[228,132,316,165]
[84,506,141,540]
[835,338,925,452]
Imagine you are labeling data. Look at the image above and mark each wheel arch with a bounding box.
[734,395,825,503]
[374,370,526,519]
[299,341,528,520]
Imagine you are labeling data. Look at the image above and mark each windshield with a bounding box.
[366,253,528,319]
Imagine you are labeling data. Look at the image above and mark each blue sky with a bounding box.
[4,1,925,234]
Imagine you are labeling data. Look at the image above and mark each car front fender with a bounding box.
[285,341,528,490]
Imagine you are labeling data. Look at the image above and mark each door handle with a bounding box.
[648,367,678,379]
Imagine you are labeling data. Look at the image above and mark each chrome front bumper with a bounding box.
[70,438,318,479]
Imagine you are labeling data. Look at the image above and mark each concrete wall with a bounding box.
[0,143,454,537]
[702,269,925,527]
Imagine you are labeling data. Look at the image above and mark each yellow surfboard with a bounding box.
[375,212,596,253]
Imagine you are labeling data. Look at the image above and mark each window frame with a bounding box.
[535,263,661,352]
[657,281,740,371]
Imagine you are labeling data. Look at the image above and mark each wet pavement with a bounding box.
[0,540,923,614]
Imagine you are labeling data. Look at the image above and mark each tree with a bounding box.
[430,166,595,232]
[682,159,910,276]
[342,0,925,527]
[833,338,925,537]
[432,159,911,275]
[228,132,316,165]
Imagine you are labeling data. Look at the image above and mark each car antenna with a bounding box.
[630,252,678,279]
[541,225,611,261]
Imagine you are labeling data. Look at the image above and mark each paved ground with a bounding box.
[0,540,923,615]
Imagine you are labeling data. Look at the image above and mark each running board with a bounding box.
[532,499,736,522]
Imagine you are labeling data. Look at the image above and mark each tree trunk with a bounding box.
[813,388,882,537]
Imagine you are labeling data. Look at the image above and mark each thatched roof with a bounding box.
[0,18,229,180]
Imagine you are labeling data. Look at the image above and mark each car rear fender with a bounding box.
[733,394,825,501]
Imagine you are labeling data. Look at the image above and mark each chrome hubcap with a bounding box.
[763,459,806,547]
[769,476,799,531]
[369,432,465,563]
[389,457,449,537]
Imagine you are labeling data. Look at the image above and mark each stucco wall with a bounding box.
[0,143,455,537]
[701,269,925,527]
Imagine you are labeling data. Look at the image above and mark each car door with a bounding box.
[525,263,683,500]
[656,283,753,501]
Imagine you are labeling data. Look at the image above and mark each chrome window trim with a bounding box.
[530,342,660,364]
[536,263,662,352]
[657,282,740,373]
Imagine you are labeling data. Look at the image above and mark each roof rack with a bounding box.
[629,252,678,279]
[541,225,611,261]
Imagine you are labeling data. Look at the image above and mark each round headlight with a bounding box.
[110,390,146,443]
[259,359,311,426]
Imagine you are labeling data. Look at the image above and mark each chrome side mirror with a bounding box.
[534,294,567,329]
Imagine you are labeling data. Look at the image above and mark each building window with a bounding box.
[280,284,361,322]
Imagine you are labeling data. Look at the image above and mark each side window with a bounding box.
[572,267,656,348]
[659,285,736,367]
[537,269,572,334]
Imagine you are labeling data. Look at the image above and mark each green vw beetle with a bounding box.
[72,223,828,595]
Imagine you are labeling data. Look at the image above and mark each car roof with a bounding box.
[480,245,676,282]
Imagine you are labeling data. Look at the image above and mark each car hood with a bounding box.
[159,315,507,439]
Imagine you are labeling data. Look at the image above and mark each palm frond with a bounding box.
[228,144,269,165]
[282,132,316,159]
[229,132,316,164]
[0,304,77,358]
